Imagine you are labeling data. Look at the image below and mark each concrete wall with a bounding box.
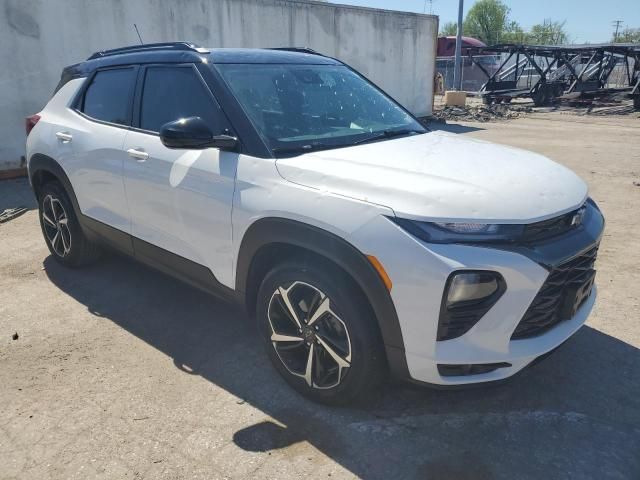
[0,0,437,170]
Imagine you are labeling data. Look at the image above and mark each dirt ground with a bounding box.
[1,112,639,480]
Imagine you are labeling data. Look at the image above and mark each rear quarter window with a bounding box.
[80,68,136,126]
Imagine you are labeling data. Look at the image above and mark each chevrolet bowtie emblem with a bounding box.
[571,207,586,226]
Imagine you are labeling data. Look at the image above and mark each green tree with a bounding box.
[614,27,640,43]
[528,19,569,45]
[463,0,510,45]
[501,20,528,44]
[439,21,458,36]
[458,0,569,46]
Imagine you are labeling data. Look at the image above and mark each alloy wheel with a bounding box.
[42,194,72,257]
[268,281,352,389]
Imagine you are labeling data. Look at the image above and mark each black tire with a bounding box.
[633,95,640,111]
[37,181,101,267]
[256,259,385,405]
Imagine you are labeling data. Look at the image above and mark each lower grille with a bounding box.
[438,362,512,377]
[511,245,598,339]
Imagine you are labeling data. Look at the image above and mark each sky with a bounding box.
[326,0,639,44]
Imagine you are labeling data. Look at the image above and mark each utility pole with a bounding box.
[612,20,623,42]
[453,0,464,90]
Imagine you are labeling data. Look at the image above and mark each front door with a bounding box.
[122,64,237,287]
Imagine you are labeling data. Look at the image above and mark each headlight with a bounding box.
[390,217,524,243]
[389,200,596,244]
[435,223,500,234]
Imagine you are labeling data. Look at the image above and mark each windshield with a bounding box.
[215,63,426,155]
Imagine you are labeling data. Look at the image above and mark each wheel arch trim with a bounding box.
[29,154,81,217]
[235,217,409,377]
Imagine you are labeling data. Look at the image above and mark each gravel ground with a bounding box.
[1,112,639,480]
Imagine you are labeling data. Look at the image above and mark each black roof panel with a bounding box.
[207,48,341,65]
[64,46,342,80]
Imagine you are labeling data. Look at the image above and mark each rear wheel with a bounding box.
[38,181,101,267]
[256,260,385,405]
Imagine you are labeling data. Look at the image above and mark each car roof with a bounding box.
[60,45,342,83]
[206,48,341,65]
[88,44,340,67]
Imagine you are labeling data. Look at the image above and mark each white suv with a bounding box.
[26,43,604,404]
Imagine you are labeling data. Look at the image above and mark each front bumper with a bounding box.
[349,202,604,386]
[408,286,596,385]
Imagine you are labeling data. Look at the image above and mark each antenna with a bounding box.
[134,24,144,45]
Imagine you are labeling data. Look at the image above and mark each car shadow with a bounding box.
[43,254,640,479]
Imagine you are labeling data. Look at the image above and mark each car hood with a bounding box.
[275,131,588,222]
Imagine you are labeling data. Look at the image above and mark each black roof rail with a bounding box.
[267,47,323,56]
[87,42,208,60]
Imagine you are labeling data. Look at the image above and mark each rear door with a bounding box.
[61,67,137,234]
[122,64,238,287]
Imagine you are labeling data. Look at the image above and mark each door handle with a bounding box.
[55,131,73,142]
[127,148,149,161]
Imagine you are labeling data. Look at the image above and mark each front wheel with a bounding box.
[256,261,385,405]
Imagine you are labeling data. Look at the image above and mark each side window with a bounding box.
[81,68,136,125]
[139,66,225,133]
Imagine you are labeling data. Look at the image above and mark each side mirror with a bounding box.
[160,116,238,151]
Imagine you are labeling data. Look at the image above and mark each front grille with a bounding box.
[521,206,584,242]
[511,245,598,339]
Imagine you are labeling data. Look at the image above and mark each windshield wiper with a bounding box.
[272,143,335,157]
[352,128,424,146]
[272,128,425,156]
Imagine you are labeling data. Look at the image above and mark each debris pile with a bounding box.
[433,103,533,123]
[0,207,28,224]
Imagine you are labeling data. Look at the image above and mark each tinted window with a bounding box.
[82,68,136,125]
[140,67,224,133]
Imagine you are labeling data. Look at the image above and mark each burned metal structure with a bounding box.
[467,43,640,109]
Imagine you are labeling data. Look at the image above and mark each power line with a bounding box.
[612,20,623,42]
[423,0,434,15]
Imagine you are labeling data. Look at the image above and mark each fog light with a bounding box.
[447,272,500,307]
[437,271,506,341]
